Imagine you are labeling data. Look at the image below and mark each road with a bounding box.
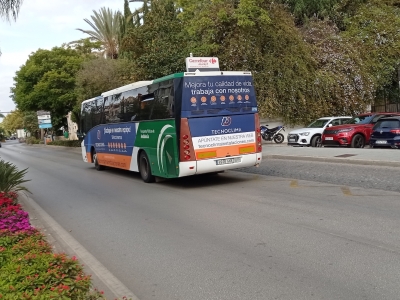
[1,142,400,300]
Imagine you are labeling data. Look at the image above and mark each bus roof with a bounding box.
[81,96,102,105]
[101,81,153,97]
[152,71,252,84]
[183,71,252,77]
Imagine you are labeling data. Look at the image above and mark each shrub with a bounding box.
[0,194,106,300]
[25,137,41,145]
[0,160,31,194]
[0,235,96,299]
[47,140,81,147]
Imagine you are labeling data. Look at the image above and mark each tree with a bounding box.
[23,111,40,138]
[1,0,24,57]
[301,19,374,117]
[121,0,188,79]
[66,38,103,57]
[11,47,85,130]
[0,126,5,140]
[177,0,325,124]
[343,0,400,105]
[77,7,122,59]
[1,110,23,135]
[0,0,23,21]
[93,0,400,124]
[276,0,367,28]
[72,57,136,123]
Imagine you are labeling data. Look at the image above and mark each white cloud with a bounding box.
[0,0,142,115]
[0,50,33,68]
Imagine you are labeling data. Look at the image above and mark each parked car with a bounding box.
[287,116,352,147]
[369,116,400,149]
[322,112,400,148]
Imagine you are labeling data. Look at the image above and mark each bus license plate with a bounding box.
[215,157,241,165]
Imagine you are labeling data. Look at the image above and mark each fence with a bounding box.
[372,103,400,113]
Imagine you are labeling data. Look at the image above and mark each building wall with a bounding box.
[66,112,78,140]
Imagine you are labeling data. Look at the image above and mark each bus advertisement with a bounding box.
[80,69,262,182]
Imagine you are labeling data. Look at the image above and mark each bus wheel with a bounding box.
[139,151,155,183]
[93,151,105,171]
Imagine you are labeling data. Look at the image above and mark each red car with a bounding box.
[322,112,400,148]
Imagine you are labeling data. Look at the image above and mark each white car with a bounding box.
[287,116,352,147]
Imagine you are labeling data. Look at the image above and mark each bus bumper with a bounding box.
[178,153,262,177]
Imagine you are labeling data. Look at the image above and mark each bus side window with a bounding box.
[149,81,174,120]
[105,94,120,123]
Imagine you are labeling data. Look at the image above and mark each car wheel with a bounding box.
[139,151,155,183]
[311,135,322,147]
[93,150,105,171]
[351,134,365,148]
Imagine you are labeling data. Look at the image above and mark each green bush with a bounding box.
[47,140,81,147]
[25,137,41,145]
[0,160,31,194]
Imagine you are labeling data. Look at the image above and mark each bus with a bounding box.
[80,71,262,182]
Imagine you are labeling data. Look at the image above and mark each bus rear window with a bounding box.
[180,75,257,118]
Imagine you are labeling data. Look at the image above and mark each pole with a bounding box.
[398,66,400,112]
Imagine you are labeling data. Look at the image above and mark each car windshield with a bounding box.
[307,119,329,128]
[373,120,400,129]
[345,115,374,125]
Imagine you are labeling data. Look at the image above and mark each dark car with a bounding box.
[369,116,400,149]
[321,112,400,148]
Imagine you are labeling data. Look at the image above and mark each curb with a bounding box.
[27,144,82,153]
[263,154,400,168]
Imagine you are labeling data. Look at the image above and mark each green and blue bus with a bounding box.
[80,71,262,182]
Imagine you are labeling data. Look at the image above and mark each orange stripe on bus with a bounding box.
[195,143,256,160]
[86,152,92,163]
[97,153,132,170]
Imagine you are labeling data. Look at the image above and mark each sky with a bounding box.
[0,0,141,117]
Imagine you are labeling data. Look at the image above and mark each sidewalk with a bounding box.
[261,142,400,167]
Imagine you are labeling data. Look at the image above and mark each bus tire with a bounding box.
[93,151,105,171]
[139,151,155,183]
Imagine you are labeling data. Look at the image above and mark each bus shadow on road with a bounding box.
[158,172,254,188]
[91,166,255,188]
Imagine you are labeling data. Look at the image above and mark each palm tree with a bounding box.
[77,7,122,59]
[1,0,23,57]
[0,0,23,21]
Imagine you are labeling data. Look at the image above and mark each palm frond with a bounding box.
[0,160,31,193]
[0,0,23,21]
[77,7,122,59]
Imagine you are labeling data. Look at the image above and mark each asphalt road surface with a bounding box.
[1,142,400,300]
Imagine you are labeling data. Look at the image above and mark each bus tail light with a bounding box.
[255,113,262,152]
[180,118,196,161]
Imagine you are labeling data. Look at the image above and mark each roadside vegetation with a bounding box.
[1,0,400,138]
[0,160,127,299]
[46,140,81,147]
